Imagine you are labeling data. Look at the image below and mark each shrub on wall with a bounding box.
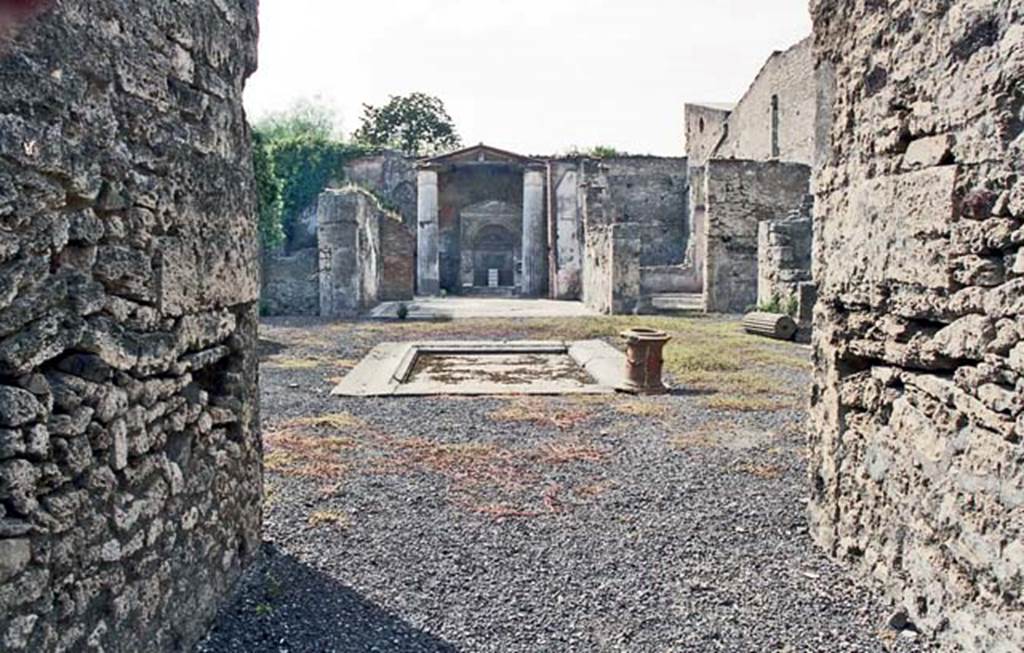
[252,131,284,249]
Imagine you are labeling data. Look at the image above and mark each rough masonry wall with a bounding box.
[319,187,411,317]
[683,104,732,168]
[343,151,418,228]
[581,171,641,315]
[260,249,319,317]
[714,38,816,165]
[809,1,1024,649]
[0,3,261,652]
[603,157,689,268]
[703,160,811,313]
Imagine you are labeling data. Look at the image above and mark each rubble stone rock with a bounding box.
[0,2,261,652]
[809,1,1024,650]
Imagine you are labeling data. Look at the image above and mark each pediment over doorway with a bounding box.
[422,143,542,167]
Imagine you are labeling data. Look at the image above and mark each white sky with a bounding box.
[245,1,812,156]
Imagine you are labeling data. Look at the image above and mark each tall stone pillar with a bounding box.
[416,169,440,296]
[521,168,547,297]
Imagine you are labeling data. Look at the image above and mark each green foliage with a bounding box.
[562,145,626,159]
[254,98,340,142]
[588,145,624,158]
[757,294,799,318]
[252,131,284,249]
[353,92,461,156]
[396,303,409,320]
[269,135,364,237]
[251,99,378,248]
[784,295,800,318]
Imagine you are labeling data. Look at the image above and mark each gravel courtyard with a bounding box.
[200,315,924,653]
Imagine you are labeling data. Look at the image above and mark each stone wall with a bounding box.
[714,38,816,165]
[603,157,689,268]
[809,0,1024,649]
[581,172,641,315]
[0,2,261,651]
[703,160,811,313]
[343,150,418,228]
[319,187,412,317]
[758,212,814,339]
[683,104,732,168]
[550,160,586,300]
[260,249,319,317]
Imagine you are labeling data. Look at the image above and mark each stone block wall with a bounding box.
[602,157,689,268]
[703,160,811,313]
[683,104,732,168]
[319,187,412,317]
[581,174,641,315]
[809,0,1024,649]
[0,2,261,651]
[758,213,815,339]
[343,150,418,228]
[261,249,319,317]
[714,38,816,165]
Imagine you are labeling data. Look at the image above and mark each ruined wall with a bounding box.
[703,160,811,313]
[319,188,411,317]
[809,1,1024,649]
[343,150,418,228]
[550,160,585,300]
[758,214,814,340]
[0,2,261,651]
[683,104,732,168]
[603,157,689,268]
[714,38,816,165]
[581,174,641,315]
[260,249,319,317]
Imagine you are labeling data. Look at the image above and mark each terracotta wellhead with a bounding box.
[619,327,671,395]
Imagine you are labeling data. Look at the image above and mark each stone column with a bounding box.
[416,169,440,296]
[521,168,546,297]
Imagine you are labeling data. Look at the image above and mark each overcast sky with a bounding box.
[245,1,812,156]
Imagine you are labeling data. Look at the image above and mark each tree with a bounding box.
[353,92,461,156]
[254,97,340,142]
[252,131,284,248]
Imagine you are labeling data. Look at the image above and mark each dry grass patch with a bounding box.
[285,412,365,431]
[264,430,354,480]
[262,356,323,370]
[488,398,592,430]
[308,510,350,529]
[733,461,784,479]
[670,420,776,451]
[613,399,671,418]
[533,438,608,464]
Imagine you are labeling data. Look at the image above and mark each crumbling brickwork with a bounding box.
[0,2,261,651]
[809,0,1024,648]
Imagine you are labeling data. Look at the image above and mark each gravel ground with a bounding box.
[198,316,930,653]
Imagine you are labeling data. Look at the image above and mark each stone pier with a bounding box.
[416,169,440,296]
[521,168,547,297]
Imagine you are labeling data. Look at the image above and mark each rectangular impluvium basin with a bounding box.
[331,340,627,397]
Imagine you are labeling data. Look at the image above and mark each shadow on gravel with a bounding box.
[199,545,461,653]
